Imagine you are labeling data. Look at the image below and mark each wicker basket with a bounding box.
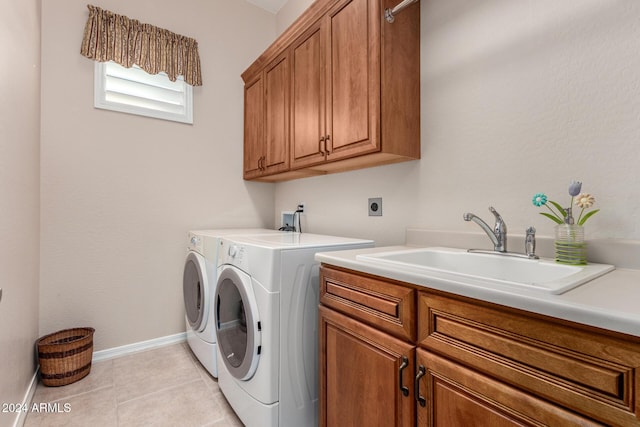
[37,327,95,387]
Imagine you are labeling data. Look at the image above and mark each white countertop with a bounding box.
[316,244,640,337]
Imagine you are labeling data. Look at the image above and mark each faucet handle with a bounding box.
[525,226,539,259]
[489,206,506,233]
[489,206,502,221]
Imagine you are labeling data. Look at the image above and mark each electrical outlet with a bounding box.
[297,202,305,213]
[281,211,295,228]
[368,198,382,216]
[0,288,3,303]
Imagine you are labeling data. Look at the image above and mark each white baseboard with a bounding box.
[12,371,38,427]
[10,333,186,427]
[92,332,187,362]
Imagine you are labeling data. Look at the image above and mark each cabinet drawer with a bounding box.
[418,292,640,426]
[320,265,415,341]
[417,349,605,427]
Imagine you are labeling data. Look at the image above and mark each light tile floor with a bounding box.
[24,342,244,427]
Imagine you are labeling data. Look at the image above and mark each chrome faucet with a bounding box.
[463,207,507,252]
[525,226,538,258]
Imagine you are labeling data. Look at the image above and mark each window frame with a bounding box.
[94,61,193,124]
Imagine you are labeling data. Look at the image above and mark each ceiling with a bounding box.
[246,0,289,14]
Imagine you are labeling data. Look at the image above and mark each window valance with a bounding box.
[80,5,202,86]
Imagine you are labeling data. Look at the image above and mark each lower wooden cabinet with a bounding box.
[416,349,605,426]
[319,264,640,427]
[319,305,415,427]
[418,292,640,426]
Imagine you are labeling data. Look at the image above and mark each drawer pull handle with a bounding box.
[398,356,409,397]
[415,365,426,407]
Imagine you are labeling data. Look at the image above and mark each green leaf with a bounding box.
[548,201,566,217]
[540,212,564,224]
[577,209,600,225]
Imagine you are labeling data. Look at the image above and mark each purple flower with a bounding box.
[568,181,582,197]
[532,180,598,225]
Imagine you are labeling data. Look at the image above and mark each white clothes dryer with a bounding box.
[183,228,284,378]
[215,233,374,426]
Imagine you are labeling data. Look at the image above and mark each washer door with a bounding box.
[215,266,261,381]
[183,252,209,332]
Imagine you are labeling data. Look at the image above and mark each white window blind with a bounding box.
[94,61,193,124]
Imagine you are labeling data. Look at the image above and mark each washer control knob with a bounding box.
[190,236,198,246]
[228,245,238,258]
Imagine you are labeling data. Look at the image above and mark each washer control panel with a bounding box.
[228,244,239,258]
[187,232,204,253]
[219,239,249,272]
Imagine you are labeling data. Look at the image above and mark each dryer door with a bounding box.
[183,252,209,331]
[215,266,261,381]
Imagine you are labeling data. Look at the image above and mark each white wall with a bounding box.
[40,0,277,351]
[0,0,41,424]
[276,0,313,34]
[275,0,640,246]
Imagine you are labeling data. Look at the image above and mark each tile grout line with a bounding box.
[115,377,204,407]
[115,377,227,427]
[38,383,115,405]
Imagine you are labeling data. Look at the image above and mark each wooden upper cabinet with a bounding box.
[291,22,326,169]
[243,75,264,179]
[264,54,290,173]
[243,53,290,180]
[325,0,380,161]
[291,0,379,169]
[242,0,420,182]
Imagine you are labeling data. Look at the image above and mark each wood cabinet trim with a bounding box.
[242,0,341,83]
[320,265,416,341]
[325,281,399,317]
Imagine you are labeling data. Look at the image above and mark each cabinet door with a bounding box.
[291,23,327,169]
[264,53,290,175]
[325,0,380,161]
[416,349,605,427]
[320,305,415,427]
[243,75,264,179]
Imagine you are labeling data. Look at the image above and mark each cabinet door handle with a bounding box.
[259,156,265,170]
[325,134,331,153]
[398,356,409,397]
[415,365,426,407]
[319,136,325,154]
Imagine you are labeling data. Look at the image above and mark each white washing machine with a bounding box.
[214,233,374,426]
[183,228,284,378]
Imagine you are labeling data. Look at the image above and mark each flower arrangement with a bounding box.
[532,181,599,225]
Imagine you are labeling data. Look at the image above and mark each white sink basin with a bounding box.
[355,247,615,294]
